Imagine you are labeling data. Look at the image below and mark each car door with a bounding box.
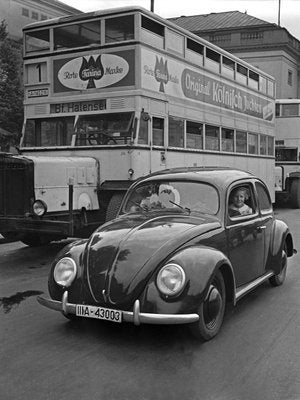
[254,180,274,269]
[225,181,265,287]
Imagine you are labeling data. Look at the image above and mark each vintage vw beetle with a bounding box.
[38,167,295,341]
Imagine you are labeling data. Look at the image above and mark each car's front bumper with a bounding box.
[37,291,199,326]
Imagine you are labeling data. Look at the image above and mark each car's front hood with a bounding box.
[85,214,220,308]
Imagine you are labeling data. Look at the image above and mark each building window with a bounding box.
[288,70,293,86]
[41,15,48,21]
[32,11,39,20]
[282,103,299,116]
[22,8,29,17]
[241,32,264,40]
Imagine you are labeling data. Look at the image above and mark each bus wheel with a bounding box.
[290,179,300,208]
[20,233,52,247]
[105,193,125,222]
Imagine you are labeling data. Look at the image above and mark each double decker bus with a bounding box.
[0,6,276,246]
[275,99,300,207]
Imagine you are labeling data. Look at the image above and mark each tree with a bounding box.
[0,20,23,150]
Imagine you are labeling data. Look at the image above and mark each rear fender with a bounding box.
[269,220,294,274]
[140,246,235,314]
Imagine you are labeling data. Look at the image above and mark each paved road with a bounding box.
[0,208,299,400]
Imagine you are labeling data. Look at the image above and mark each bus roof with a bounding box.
[22,6,274,80]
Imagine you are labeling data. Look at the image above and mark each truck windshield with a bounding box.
[22,112,134,147]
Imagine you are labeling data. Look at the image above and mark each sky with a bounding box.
[60,0,300,40]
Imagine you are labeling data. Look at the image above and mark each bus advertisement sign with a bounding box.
[142,49,274,122]
[53,50,135,93]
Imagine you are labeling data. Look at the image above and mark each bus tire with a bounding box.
[290,179,300,208]
[105,192,125,222]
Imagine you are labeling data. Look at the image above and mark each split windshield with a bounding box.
[122,180,219,215]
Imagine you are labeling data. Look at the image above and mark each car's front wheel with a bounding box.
[189,270,226,341]
[269,244,287,287]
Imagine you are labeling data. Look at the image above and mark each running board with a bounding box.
[235,271,274,303]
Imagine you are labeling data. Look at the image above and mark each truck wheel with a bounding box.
[1,232,21,242]
[290,180,300,208]
[105,193,125,222]
[20,234,52,247]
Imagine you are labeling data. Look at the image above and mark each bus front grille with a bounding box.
[0,154,34,217]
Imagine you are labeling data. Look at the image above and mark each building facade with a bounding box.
[0,0,81,41]
[170,11,300,99]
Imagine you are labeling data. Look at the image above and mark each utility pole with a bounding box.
[278,0,281,26]
[150,0,154,12]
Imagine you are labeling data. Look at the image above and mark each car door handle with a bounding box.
[257,225,266,232]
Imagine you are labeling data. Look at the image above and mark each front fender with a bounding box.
[139,246,235,315]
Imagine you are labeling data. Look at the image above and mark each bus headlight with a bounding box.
[33,200,47,216]
[54,257,77,287]
[157,264,186,296]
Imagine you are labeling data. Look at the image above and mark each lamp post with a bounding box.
[278,0,281,26]
[151,0,154,12]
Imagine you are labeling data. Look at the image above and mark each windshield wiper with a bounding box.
[169,200,191,214]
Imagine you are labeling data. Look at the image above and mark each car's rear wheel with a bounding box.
[269,244,287,287]
[189,270,226,341]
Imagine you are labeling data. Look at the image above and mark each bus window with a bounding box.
[259,76,267,94]
[236,131,247,153]
[75,112,134,145]
[152,117,164,146]
[275,147,298,161]
[222,56,235,79]
[260,135,267,155]
[23,118,75,147]
[105,15,134,43]
[54,21,101,49]
[205,125,220,151]
[268,136,274,156]
[221,128,234,152]
[169,116,184,148]
[248,133,258,154]
[236,64,248,85]
[138,112,149,144]
[186,121,203,149]
[25,29,50,53]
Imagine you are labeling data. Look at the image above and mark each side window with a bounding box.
[228,184,255,218]
[255,182,272,212]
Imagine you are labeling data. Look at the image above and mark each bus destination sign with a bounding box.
[50,100,106,114]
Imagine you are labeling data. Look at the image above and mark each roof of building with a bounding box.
[169,10,276,32]
[33,0,82,15]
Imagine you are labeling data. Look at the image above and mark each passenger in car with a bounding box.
[229,187,253,217]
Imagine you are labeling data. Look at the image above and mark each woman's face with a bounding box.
[232,190,246,208]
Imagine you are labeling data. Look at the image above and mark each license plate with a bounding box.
[75,304,122,323]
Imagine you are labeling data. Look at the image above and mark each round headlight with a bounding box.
[53,257,77,287]
[33,200,47,216]
[157,263,186,296]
